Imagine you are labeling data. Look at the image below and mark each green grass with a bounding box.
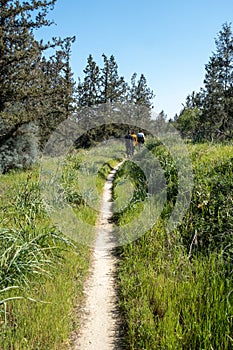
[114,142,233,350]
[1,246,89,350]
[0,144,123,349]
[2,140,232,349]
[0,158,91,349]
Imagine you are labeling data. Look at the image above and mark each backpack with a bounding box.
[137,132,144,144]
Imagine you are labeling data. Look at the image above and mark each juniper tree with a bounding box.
[38,36,76,146]
[176,23,233,141]
[75,54,156,146]
[129,72,154,109]
[127,72,155,124]
[100,54,128,104]
[202,23,233,139]
[174,91,204,140]
[0,0,76,170]
[0,1,55,141]
[77,54,101,107]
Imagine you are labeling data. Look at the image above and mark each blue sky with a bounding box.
[36,0,233,119]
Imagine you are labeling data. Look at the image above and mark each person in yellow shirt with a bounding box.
[131,130,137,155]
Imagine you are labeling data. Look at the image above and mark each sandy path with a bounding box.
[73,162,123,350]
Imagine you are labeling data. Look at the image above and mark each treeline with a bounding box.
[3,1,232,173]
[0,0,155,173]
[174,23,233,142]
[77,54,154,108]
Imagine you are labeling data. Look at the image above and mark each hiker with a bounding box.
[131,130,137,155]
[125,130,133,157]
[137,129,145,149]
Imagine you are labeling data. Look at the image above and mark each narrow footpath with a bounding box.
[73,162,124,350]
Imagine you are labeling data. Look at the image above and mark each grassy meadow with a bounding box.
[114,141,233,349]
[0,139,232,349]
[0,144,122,349]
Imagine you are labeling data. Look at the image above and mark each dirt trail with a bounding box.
[73,162,123,350]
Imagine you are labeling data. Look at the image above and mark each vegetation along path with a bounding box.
[73,161,124,350]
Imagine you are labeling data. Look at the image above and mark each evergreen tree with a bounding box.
[202,23,233,139]
[38,36,76,146]
[100,54,127,103]
[0,1,55,139]
[175,91,203,140]
[173,107,201,140]
[0,0,76,170]
[127,73,155,124]
[75,53,156,146]
[176,23,233,141]
[77,54,101,107]
[129,72,154,110]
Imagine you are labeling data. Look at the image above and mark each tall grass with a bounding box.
[0,158,91,348]
[114,142,233,349]
[0,143,123,349]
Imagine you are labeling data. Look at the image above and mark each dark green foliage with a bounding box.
[0,121,38,173]
[77,54,102,107]
[77,54,128,106]
[129,72,155,110]
[175,23,233,142]
[100,54,128,103]
[173,107,201,139]
[0,0,76,171]
[77,54,155,110]
[73,54,156,150]
[38,36,76,147]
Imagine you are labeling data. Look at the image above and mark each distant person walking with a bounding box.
[125,130,133,158]
[131,130,137,155]
[137,129,145,149]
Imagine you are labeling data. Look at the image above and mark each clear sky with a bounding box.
[36,0,233,119]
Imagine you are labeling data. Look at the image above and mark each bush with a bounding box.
[0,122,39,174]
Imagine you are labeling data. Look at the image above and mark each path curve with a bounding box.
[73,161,124,350]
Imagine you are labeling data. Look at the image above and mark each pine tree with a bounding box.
[0,1,56,128]
[100,54,127,103]
[203,23,233,139]
[77,54,101,107]
[177,23,233,141]
[175,91,204,140]
[129,73,154,109]
[0,0,76,170]
[127,73,155,124]
[75,54,156,146]
[38,36,76,146]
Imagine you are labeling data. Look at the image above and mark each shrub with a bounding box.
[0,122,39,174]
